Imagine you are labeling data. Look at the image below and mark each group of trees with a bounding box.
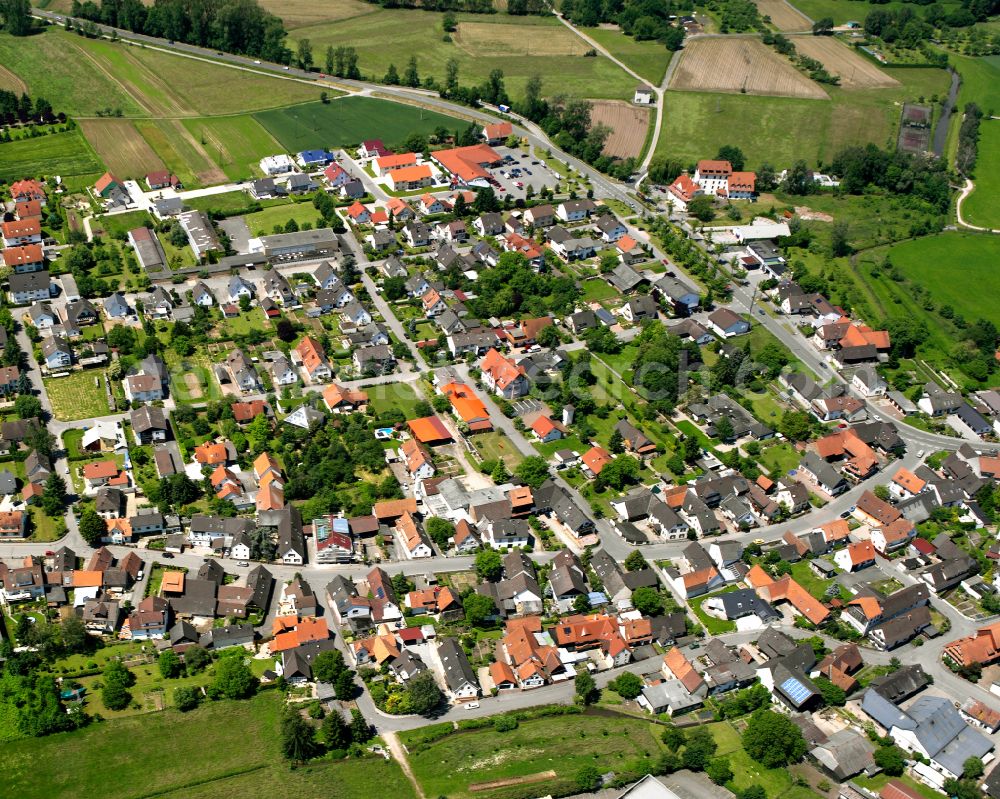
[281,705,372,764]
[70,0,291,63]
[561,0,685,48]
[360,0,516,13]
[629,322,700,416]
[282,413,403,519]
[324,45,362,80]
[0,91,61,126]
[864,1,985,46]
[0,0,32,36]
[467,251,580,320]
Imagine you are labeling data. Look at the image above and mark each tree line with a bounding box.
[956,102,982,175]
[70,0,291,63]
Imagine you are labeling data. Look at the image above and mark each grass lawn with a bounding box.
[29,507,64,542]
[0,129,102,184]
[289,10,637,102]
[182,115,284,182]
[689,587,738,634]
[243,202,325,237]
[889,232,1000,327]
[708,720,815,797]
[962,118,1000,229]
[580,277,619,303]
[789,559,834,601]
[222,311,272,336]
[255,96,465,153]
[43,370,112,421]
[185,190,263,217]
[366,380,425,418]
[0,692,412,799]
[757,442,801,478]
[403,710,665,799]
[656,66,950,170]
[952,52,1000,113]
[91,210,152,239]
[470,430,524,471]
[584,26,674,85]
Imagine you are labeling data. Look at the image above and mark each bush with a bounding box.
[173,686,200,712]
[493,714,519,732]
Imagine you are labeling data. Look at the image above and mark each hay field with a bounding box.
[669,37,828,99]
[79,119,165,178]
[454,21,591,56]
[590,100,650,159]
[259,0,375,28]
[791,36,900,88]
[755,0,812,30]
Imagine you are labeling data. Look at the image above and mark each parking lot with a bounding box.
[487,146,562,200]
[511,398,545,417]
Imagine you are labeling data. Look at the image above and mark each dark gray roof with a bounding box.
[437,637,477,693]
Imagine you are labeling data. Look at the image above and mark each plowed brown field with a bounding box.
[590,100,650,159]
[669,38,828,99]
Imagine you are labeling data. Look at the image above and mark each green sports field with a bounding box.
[963,118,1000,228]
[255,96,465,152]
[889,232,1000,326]
[0,129,102,182]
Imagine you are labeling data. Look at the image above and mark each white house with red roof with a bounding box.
[667,174,702,211]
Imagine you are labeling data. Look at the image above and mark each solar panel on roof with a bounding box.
[781,677,812,705]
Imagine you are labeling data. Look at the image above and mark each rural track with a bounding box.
[548,13,664,173]
[955,177,1000,233]
[382,732,425,799]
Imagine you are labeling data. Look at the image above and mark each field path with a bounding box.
[383,731,426,799]
[956,178,1000,233]
[551,14,663,172]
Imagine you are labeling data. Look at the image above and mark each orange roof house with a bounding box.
[440,382,492,431]
[816,519,851,545]
[83,460,120,481]
[194,442,229,466]
[373,497,418,521]
[375,152,418,173]
[751,566,829,625]
[943,620,1000,667]
[727,171,756,194]
[891,467,925,496]
[270,616,330,653]
[762,576,830,625]
[406,415,452,444]
[161,571,185,594]
[72,570,104,588]
[1,244,44,269]
[662,646,705,693]
[581,446,612,476]
[253,452,282,481]
[479,348,527,394]
[484,121,513,141]
[402,438,434,475]
[322,383,369,411]
[431,143,502,183]
[294,336,327,374]
[387,164,432,188]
